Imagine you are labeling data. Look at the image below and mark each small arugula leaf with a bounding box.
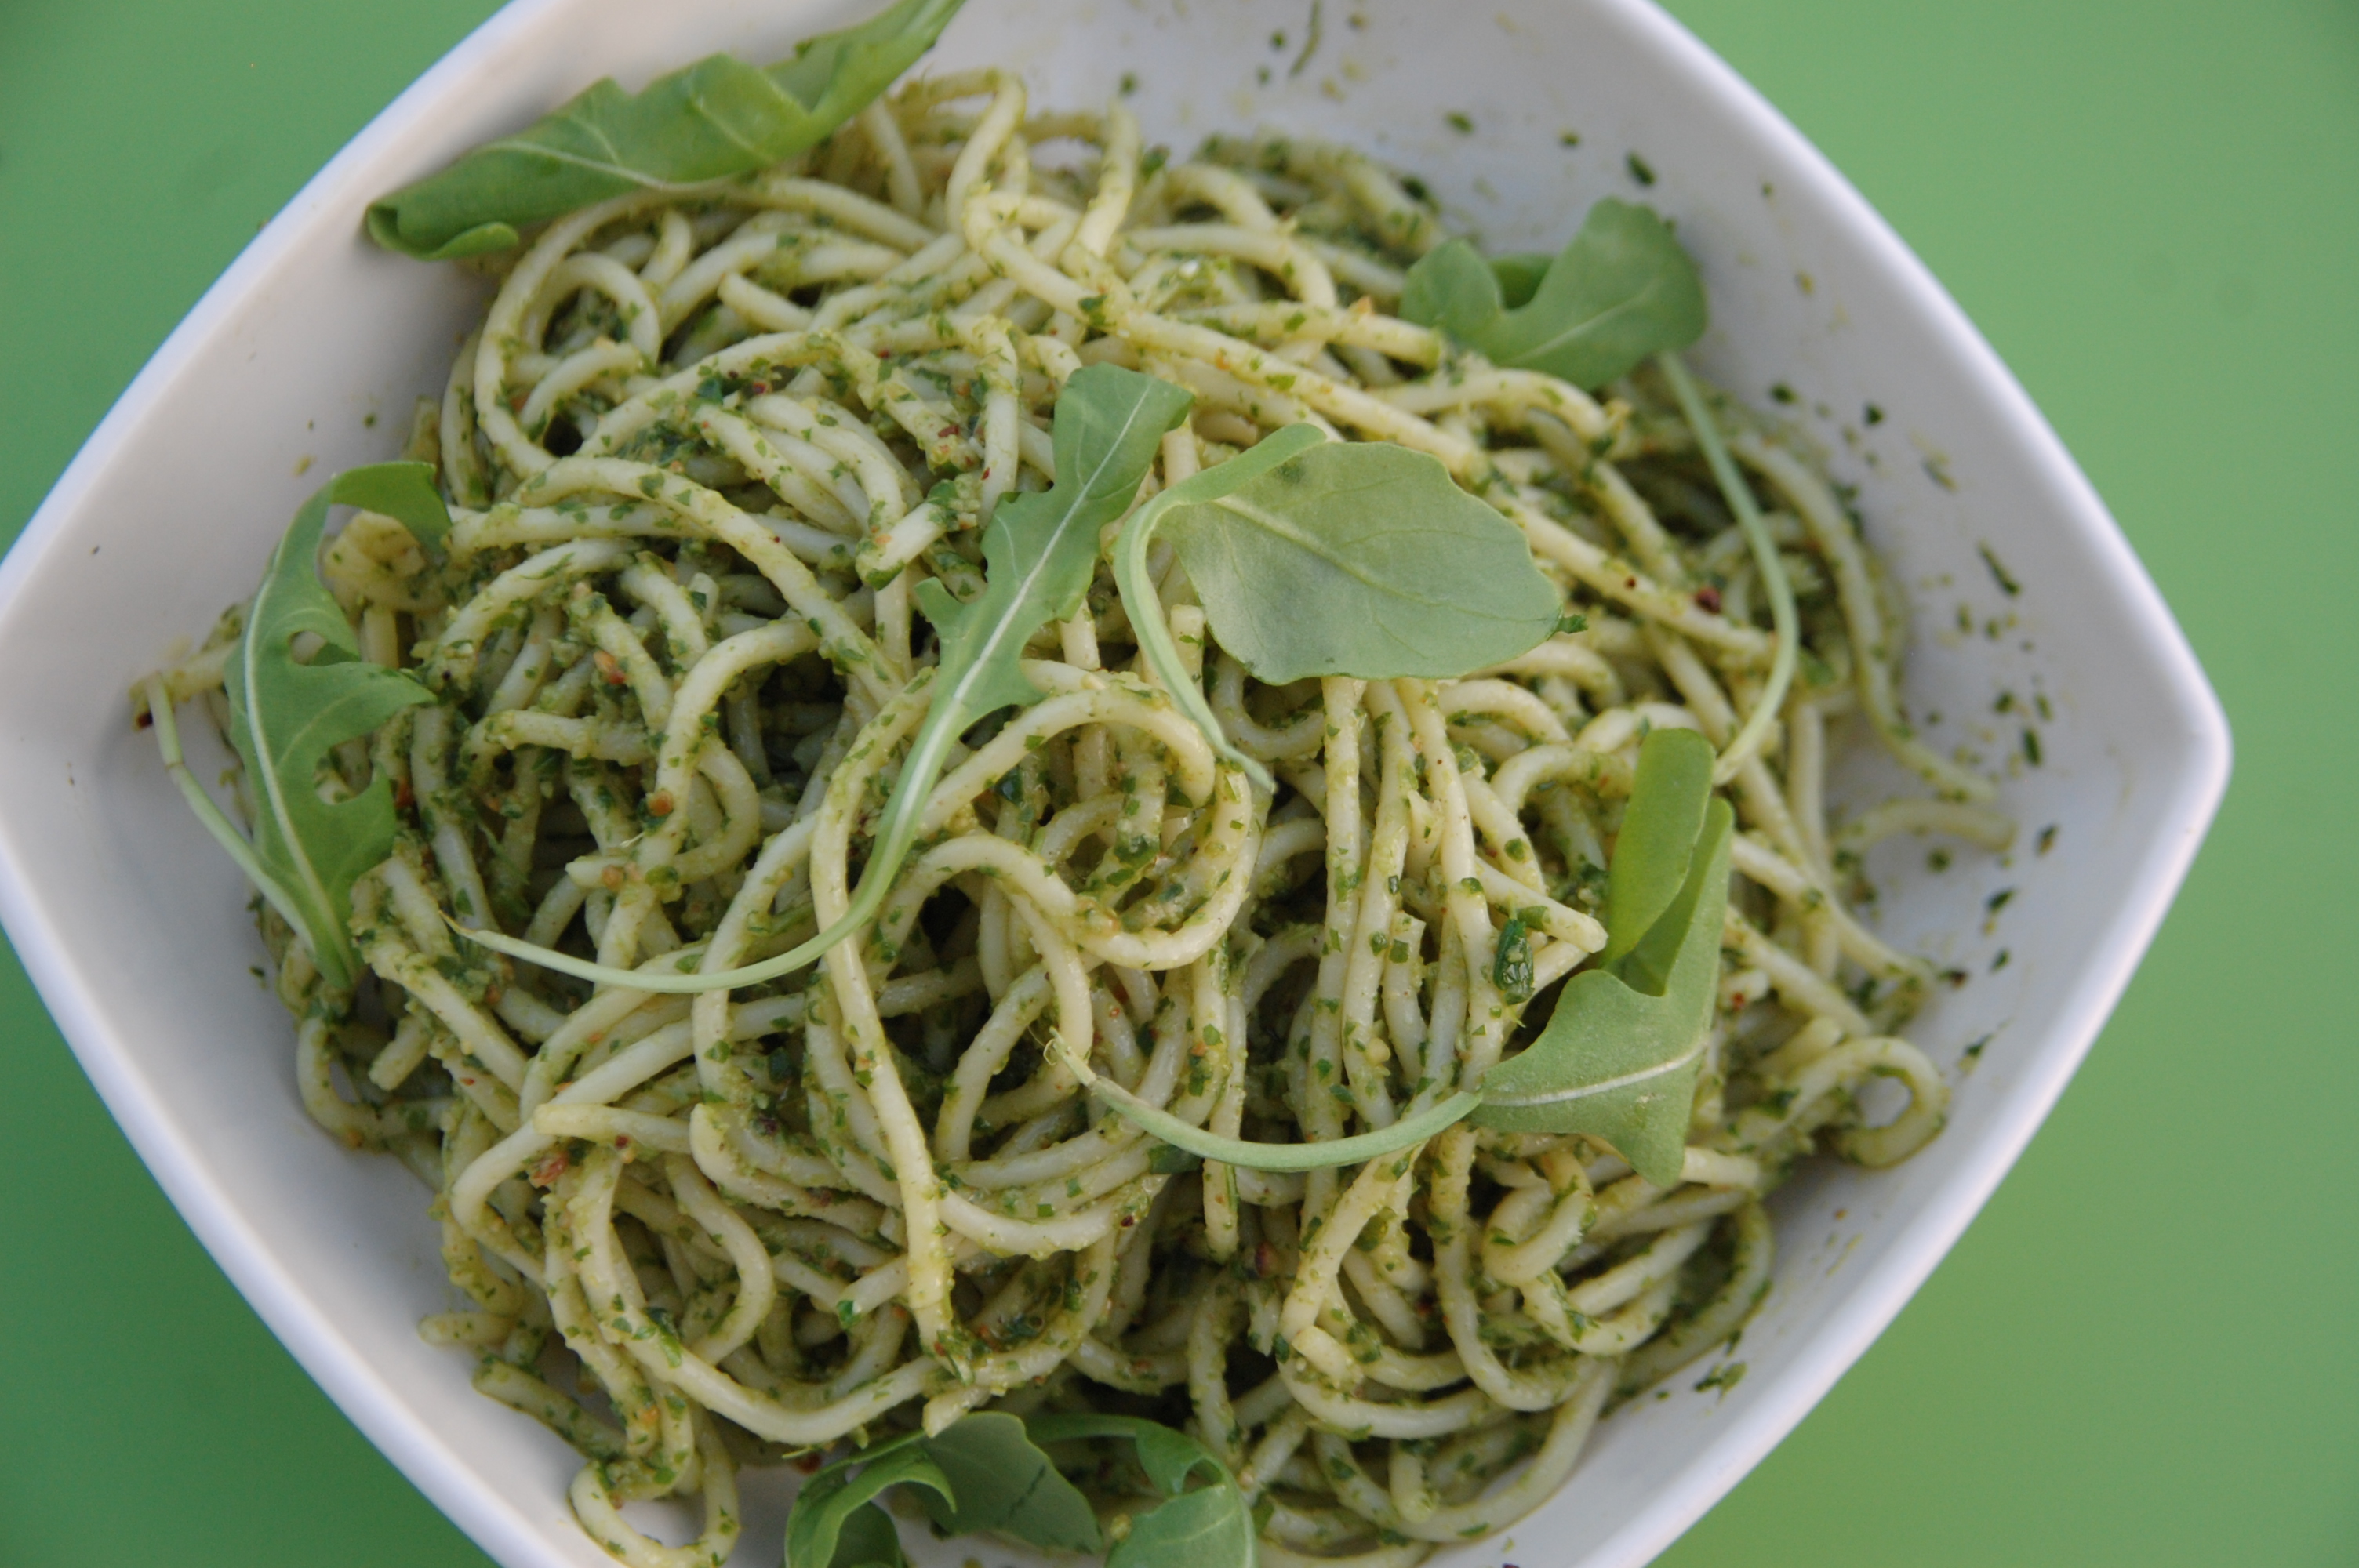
[456,365,1190,993]
[368,0,967,260]
[914,1412,1102,1552]
[1114,425,1558,788]
[1401,198,1706,388]
[176,463,449,994]
[1025,1415,1256,1568]
[1471,731,1732,1185]
[785,1435,949,1568]
[1397,238,1508,347]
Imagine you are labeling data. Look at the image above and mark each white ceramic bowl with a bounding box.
[0,1,2228,1565]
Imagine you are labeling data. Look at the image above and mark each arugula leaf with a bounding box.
[783,1413,1251,1568]
[827,1503,910,1568]
[367,0,967,260]
[1598,718,1714,966]
[1026,1415,1256,1568]
[1470,729,1732,1184]
[1489,251,1553,309]
[154,463,449,994]
[914,1413,1102,1551]
[1114,424,1558,788]
[456,364,1191,992]
[1074,729,1731,1182]
[1400,198,1706,387]
[785,1436,951,1568]
[1114,1486,1254,1568]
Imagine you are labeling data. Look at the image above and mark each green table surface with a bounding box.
[2,2,2351,1563]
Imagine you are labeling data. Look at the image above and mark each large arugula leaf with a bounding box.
[1470,728,1732,1184]
[459,364,1192,992]
[1112,423,1558,788]
[1400,198,1706,388]
[367,0,967,260]
[162,463,449,995]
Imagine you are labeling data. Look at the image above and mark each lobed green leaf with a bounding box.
[367,0,967,260]
[1401,198,1706,388]
[1470,731,1733,1185]
[781,1413,1252,1568]
[216,463,449,992]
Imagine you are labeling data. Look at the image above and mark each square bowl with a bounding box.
[0,2,2227,1566]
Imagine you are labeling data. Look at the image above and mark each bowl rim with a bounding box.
[0,1,2231,1565]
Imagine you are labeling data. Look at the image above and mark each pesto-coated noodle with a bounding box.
[147,67,1992,1568]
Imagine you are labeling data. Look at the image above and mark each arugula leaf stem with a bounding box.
[455,670,945,993]
[1052,1029,1480,1171]
[1658,351,1798,786]
[143,676,314,966]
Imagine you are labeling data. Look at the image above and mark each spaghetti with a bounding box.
[150,67,1993,1568]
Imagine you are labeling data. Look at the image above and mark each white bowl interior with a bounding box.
[0,2,2226,1566]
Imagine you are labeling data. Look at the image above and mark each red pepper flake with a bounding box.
[1693,585,1723,613]
[599,864,627,891]
[614,1134,632,1149]
[592,650,629,686]
[134,708,154,730]
[528,1148,572,1187]
[792,1452,824,1474]
[1624,576,1639,590]
[647,790,675,817]
[394,781,413,809]
[939,425,958,438]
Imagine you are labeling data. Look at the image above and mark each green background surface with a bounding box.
[0,0,2351,1563]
